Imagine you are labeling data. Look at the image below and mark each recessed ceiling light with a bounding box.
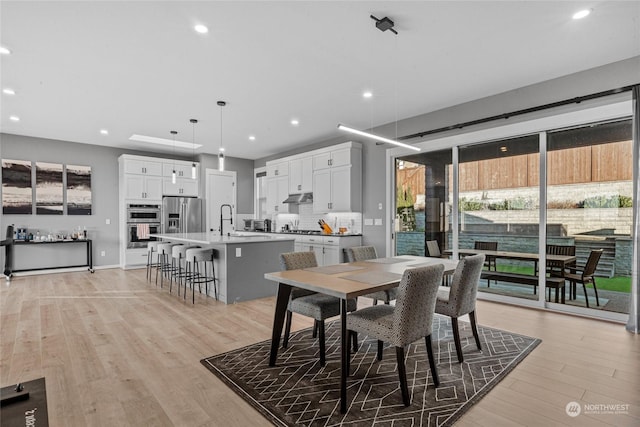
[500,146,508,152]
[572,9,591,20]
[3,88,15,95]
[100,129,109,135]
[129,134,202,149]
[0,46,11,55]
[363,91,373,98]
[9,115,20,122]
[291,119,299,126]
[249,135,256,141]
[219,147,225,152]
[194,24,208,34]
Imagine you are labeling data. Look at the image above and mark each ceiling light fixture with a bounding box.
[3,88,15,95]
[170,130,178,184]
[290,119,299,126]
[194,24,209,34]
[370,15,398,34]
[249,135,256,141]
[9,115,20,122]
[129,134,202,149]
[0,46,11,55]
[572,9,591,19]
[337,124,420,151]
[363,91,373,98]
[218,101,226,171]
[190,118,198,179]
[100,129,109,135]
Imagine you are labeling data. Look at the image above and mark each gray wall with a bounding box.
[0,133,255,267]
[197,153,255,214]
[256,56,640,256]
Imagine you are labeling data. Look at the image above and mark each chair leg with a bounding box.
[318,320,326,367]
[312,320,318,338]
[373,299,378,306]
[377,340,384,361]
[582,282,590,308]
[395,346,410,406]
[469,311,482,351]
[282,310,292,349]
[451,317,464,363]
[351,331,358,353]
[425,335,440,387]
[592,278,600,306]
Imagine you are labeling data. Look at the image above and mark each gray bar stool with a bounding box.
[184,248,218,304]
[170,244,201,296]
[146,241,160,282]
[155,242,182,288]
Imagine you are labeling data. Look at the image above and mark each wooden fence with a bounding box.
[397,140,632,193]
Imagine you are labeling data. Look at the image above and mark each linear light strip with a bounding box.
[337,124,420,151]
[129,134,202,149]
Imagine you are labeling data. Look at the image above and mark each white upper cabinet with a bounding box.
[312,147,352,170]
[163,177,198,197]
[124,158,163,176]
[124,174,163,201]
[289,156,313,193]
[162,162,197,180]
[266,161,289,178]
[266,176,290,214]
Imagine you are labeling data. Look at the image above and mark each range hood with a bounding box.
[282,193,313,204]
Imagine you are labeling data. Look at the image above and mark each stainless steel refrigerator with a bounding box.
[162,197,204,234]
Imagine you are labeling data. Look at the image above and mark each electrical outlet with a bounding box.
[374,218,383,226]
[100,251,106,257]
[105,218,110,225]
[378,203,383,210]
[235,247,242,257]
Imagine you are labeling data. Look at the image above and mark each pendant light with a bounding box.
[170,130,178,183]
[190,119,198,179]
[217,101,226,171]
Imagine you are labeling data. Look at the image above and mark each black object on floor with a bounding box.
[0,377,48,427]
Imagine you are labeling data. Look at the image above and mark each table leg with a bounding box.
[340,299,348,414]
[269,283,292,367]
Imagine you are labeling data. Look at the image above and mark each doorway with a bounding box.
[205,169,237,234]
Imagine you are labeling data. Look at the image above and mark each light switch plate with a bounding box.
[374,218,383,226]
[364,218,374,226]
[235,247,242,257]
[105,218,110,225]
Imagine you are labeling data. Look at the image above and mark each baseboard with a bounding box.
[4,264,120,278]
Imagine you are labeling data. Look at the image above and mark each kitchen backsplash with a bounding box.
[273,204,362,234]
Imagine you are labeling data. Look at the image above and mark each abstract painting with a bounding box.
[36,162,63,215]
[66,164,92,215]
[2,159,33,214]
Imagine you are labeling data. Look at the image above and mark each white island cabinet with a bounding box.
[151,232,295,304]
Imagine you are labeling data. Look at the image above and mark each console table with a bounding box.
[5,239,94,278]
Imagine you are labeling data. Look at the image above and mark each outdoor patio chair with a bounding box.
[346,264,444,406]
[545,244,576,277]
[564,249,603,308]
[474,241,497,286]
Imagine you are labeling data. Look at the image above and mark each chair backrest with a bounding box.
[279,251,317,271]
[346,246,377,262]
[546,244,575,256]
[392,264,444,347]
[426,240,441,257]
[583,249,603,277]
[448,253,486,316]
[474,241,497,251]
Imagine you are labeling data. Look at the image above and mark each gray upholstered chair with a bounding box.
[346,264,444,407]
[280,251,357,366]
[346,246,398,305]
[435,253,485,363]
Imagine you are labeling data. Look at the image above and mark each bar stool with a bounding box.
[184,248,218,304]
[170,244,200,296]
[155,242,182,288]
[146,241,160,282]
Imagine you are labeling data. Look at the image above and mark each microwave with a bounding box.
[127,204,161,223]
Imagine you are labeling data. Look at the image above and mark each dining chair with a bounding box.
[545,244,576,277]
[426,240,451,285]
[280,251,357,367]
[564,249,603,308]
[346,246,398,305]
[346,264,444,406]
[435,253,485,363]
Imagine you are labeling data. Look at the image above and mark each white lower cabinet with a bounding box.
[296,235,362,266]
[125,248,148,267]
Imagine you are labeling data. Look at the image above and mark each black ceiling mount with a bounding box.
[370,15,397,35]
[217,101,226,107]
[190,119,197,124]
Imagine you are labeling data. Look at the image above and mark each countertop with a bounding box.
[241,231,363,237]
[150,232,296,245]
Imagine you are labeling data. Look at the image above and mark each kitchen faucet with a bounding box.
[220,204,233,236]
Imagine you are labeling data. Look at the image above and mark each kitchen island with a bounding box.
[152,232,295,304]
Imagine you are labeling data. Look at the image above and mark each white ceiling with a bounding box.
[1,1,639,160]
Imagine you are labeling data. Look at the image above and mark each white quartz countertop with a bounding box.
[150,232,296,245]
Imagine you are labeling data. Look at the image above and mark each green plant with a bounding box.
[619,195,632,208]
[582,195,632,209]
[459,197,484,211]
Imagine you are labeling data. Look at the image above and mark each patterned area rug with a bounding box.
[201,315,540,426]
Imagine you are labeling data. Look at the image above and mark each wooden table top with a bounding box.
[264,255,458,300]
[445,248,576,264]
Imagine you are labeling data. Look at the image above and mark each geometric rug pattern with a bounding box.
[201,314,540,427]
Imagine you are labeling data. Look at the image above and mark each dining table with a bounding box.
[264,255,459,413]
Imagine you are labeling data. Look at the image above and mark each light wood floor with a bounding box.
[1,268,638,426]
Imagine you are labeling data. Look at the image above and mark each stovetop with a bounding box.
[279,229,322,235]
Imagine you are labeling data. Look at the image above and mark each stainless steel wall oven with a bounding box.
[127,204,161,248]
